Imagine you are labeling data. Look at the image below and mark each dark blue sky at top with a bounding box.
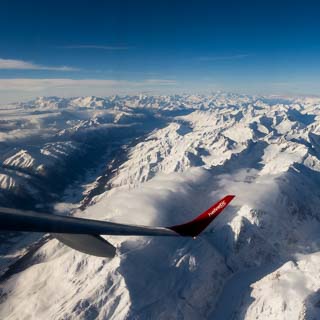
[1,0,320,97]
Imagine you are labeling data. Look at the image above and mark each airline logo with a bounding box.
[208,200,226,217]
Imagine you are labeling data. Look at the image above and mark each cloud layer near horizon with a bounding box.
[0,78,177,103]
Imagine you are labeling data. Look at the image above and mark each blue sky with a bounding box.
[1,0,320,102]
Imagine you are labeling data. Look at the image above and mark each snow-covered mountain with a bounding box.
[0,93,319,319]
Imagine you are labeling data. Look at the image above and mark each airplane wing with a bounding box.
[0,195,235,258]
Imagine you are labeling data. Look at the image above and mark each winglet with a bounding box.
[168,195,235,237]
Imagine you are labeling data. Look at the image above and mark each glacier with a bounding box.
[0,93,319,319]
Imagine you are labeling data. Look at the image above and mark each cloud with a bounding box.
[85,167,209,226]
[0,78,176,91]
[0,78,178,102]
[62,45,131,50]
[197,54,250,61]
[0,58,78,71]
[0,79,129,91]
[143,79,176,85]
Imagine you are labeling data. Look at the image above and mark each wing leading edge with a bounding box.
[0,195,234,257]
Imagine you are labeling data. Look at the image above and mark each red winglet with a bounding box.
[168,195,235,237]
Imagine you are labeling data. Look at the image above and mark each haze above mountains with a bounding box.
[0,93,320,319]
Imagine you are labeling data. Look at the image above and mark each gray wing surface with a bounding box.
[0,207,177,237]
[0,207,176,258]
[0,195,234,257]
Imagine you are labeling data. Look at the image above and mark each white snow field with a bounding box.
[0,93,320,319]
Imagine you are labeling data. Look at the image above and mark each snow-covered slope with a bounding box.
[0,93,319,319]
[239,253,320,320]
